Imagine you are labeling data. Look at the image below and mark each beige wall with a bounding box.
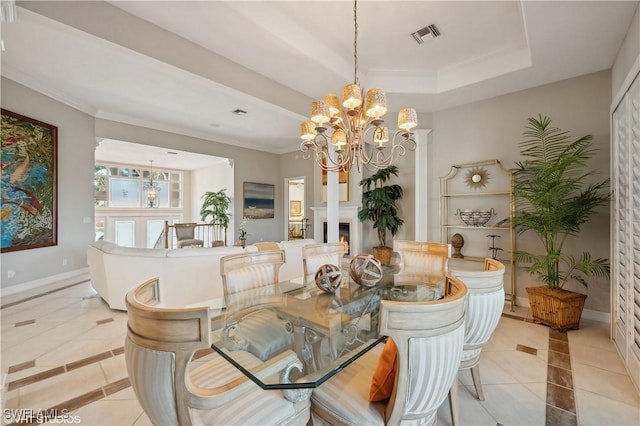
[430,70,612,312]
[1,77,96,290]
[612,2,640,99]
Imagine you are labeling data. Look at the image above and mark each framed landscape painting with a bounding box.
[1,109,58,252]
[243,182,274,219]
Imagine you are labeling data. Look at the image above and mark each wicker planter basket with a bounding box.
[526,286,587,332]
[373,246,393,265]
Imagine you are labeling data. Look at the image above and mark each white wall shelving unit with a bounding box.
[440,159,516,309]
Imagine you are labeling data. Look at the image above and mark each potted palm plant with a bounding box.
[358,165,404,264]
[200,189,232,246]
[510,115,610,331]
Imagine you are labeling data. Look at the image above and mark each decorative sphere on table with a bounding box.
[451,233,465,258]
[314,264,342,293]
[349,254,383,287]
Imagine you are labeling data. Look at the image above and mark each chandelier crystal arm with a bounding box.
[299,136,351,173]
[360,127,417,172]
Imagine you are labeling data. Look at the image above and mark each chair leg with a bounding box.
[470,365,485,401]
[448,376,459,426]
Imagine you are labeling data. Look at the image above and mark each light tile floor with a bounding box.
[1,274,639,425]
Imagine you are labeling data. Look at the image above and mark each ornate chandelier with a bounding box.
[144,160,160,208]
[299,0,418,173]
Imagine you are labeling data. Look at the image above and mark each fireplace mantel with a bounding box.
[311,206,362,256]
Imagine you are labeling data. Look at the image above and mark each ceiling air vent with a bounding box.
[411,24,441,45]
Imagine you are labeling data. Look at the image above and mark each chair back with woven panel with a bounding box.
[125,277,310,426]
[302,242,348,276]
[393,240,450,277]
[310,275,468,426]
[448,258,506,424]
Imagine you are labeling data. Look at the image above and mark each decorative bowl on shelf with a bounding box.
[457,209,475,226]
[456,208,496,227]
[475,209,496,226]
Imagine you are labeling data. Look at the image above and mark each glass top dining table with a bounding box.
[210,264,446,395]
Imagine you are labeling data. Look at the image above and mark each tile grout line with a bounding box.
[0,279,90,309]
[545,330,578,425]
[8,345,190,391]
[497,311,580,424]
[5,378,131,426]
[6,347,124,391]
[4,341,209,423]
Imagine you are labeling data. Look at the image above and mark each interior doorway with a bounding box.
[285,177,308,240]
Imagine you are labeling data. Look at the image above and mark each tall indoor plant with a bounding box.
[200,189,232,246]
[511,115,610,330]
[358,165,404,264]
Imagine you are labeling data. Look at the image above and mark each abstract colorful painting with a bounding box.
[243,182,274,219]
[1,109,57,252]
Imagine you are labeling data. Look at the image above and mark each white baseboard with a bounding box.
[0,268,89,298]
[581,309,611,324]
[515,295,530,308]
[516,295,611,324]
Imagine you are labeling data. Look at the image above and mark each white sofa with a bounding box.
[87,239,316,311]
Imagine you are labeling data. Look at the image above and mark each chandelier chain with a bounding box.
[353,0,358,84]
[298,0,418,172]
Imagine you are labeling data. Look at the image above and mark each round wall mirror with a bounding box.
[464,167,490,190]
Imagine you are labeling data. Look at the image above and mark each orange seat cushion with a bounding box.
[368,338,398,402]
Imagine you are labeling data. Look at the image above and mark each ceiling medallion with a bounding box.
[464,167,490,190]
[298,0,418,173]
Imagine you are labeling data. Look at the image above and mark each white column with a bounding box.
[414,129,432,241]
[326,145,339,243]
